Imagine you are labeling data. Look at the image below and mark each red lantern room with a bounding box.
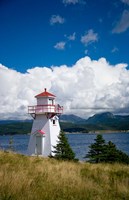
[28,88,63,118]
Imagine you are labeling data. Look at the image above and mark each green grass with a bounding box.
[0,151,129,200]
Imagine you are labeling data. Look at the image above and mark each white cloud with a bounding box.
[81,29,98,46]
[67,32,76,41]
[112,10,129,33]
[121,0,129,5]
[0,57,129,120]
[50,15,65,25]
[54,41,66,50]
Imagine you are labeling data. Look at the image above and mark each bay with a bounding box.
[0,132,129,161]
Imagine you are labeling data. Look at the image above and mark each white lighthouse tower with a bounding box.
[28,88,63,157]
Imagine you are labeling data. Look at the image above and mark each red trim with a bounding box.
[38,130,45,135]
[34,104,55,106]
[28,104,63,115]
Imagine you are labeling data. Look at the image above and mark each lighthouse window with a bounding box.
[53,120,56,125]
[49,99,54,105]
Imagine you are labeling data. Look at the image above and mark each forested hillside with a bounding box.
[0,112,129,135]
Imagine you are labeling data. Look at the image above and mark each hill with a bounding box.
[0,121,32,135]
[0,112,129,135]
[60,114,86,123]
[0,151,129,200]
[86,112,129,130]
[61,112,129,132]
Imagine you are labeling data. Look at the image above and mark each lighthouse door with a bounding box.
[36,136,42,155]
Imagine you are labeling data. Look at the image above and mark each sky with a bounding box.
[0,0,129,120]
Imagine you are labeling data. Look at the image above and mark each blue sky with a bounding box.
[1,0,129,119]
[0,0,129,72]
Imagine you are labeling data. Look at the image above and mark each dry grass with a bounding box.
[0,151,129,200]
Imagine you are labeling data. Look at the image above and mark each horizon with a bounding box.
[0,111,129,121]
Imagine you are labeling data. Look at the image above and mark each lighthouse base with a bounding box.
[27,115,60,157]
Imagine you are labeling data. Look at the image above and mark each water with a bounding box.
[0,132,129,160]
[67,133,129,160]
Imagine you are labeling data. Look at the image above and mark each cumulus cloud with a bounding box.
[112,10,129,33]
[0,57,129,120]
[81,29,98,46]
[54,41,66,50]
[50,15,65,25]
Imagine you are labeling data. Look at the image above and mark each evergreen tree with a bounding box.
[104,141,119,163]
[115,149,129,164]
[52,130,76,161]
[102,141,129,164]
[85,134,106,163]
[85,135,129,164]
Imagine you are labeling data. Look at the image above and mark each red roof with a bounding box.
[37,130,45,135]
[35,88,56,98]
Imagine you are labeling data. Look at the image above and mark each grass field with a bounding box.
[0,150,129,200]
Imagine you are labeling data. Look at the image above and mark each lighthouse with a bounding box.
[28,88,63,157]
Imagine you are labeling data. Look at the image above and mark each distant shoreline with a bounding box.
[0,130,129,136]
[65,130,129,134]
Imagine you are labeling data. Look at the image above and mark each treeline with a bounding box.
[0,117,129,135]
[0,121,89,135]
[0,121,100,135]
[0,121,32,135]
[61,112,129,131]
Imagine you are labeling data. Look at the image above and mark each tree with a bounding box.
[52,130,76,161]
[115,149,129,164]
[85,135,129,164]
[104,141,129,164]
[104,141,119,163]
[85,134,106,163]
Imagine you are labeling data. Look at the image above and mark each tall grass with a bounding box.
[0,151,129,200]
